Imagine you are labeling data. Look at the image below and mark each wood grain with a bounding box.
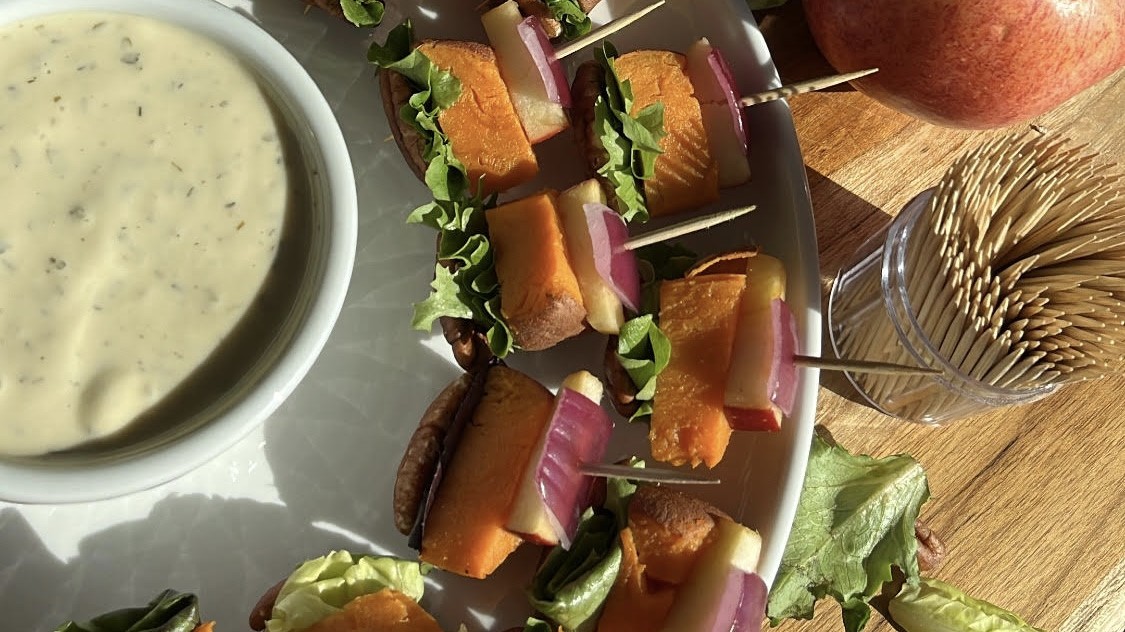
[755,3,1125,631]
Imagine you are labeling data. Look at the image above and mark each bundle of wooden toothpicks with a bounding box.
[834,131,1125,421]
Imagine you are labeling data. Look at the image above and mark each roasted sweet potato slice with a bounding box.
[628,484,728,585]
[302,589,441,632]
[650,274,744,467]
[418,41,538,196]
[614,51,718,217]
[596,527,677,632]
[419,366,555,578]
[487,191,587,350]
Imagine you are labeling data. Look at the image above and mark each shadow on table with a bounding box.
[237,2,553,629]
[0,495,361,632]
[805,167,895,408]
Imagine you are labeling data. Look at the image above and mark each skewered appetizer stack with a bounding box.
[250,5,798,631]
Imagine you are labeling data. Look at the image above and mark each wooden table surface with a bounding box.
[753,4,1125,631]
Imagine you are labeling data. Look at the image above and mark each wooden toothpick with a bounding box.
[580,462,719,484]
[793,355,941,376]
[619,206,939,377]
[740,68,879,107]
[554,0,667,59]
[623,205,756,250]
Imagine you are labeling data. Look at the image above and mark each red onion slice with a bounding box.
[702,567,767,632]
[732,572,768,632]
[770,298,799,417]
[706,47,748,155]
[708,565,747,632]
[516,16,571,107]
[582,202,641,313]
[534,387,613,548]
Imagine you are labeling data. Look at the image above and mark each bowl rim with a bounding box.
[0,0,358,504]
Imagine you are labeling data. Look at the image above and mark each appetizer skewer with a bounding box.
[607,247,933,468]
[528,477,768,632]
[302,0,605,40]
[575,40,880,221]
[394,364,620,576]
[373,3,667,195]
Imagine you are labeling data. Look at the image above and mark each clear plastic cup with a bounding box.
[827,190,1057,424]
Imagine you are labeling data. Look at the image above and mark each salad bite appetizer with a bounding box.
[55,590,214,632]
[249,552,440,632]
[526,474,767,632]
[572,40,754,221]
[301,0,602,39]
[608,250,800,467]
[393,364,614,578]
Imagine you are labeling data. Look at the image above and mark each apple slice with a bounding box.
[723,254,798,431]
[686,38,752,188]
[506,371,612,548]
[481,1,570,143]
[558,180,627,335]
[658,517,766,632]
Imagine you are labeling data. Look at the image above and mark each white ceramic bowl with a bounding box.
[0,0,357,504]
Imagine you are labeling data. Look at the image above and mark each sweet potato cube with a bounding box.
[628,484,725,586]
[420,366,555,578]
[596,528,677,632]
[650,274,744,467]
[487,191,587,350]
[418,41,538,196]
[614,51,719,218]
[303,590,442,632]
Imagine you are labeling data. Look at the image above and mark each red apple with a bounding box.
[802,0,1125,129]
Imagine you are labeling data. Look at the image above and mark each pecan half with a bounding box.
[393,373,474,535]
[248,578,285,631]
[380,69,428,184]
[915,519,946,572]
[440,315,493,372]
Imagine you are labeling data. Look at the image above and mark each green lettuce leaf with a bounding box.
[411,264,474,327]
[369,21,514,357]
[615,314,671,422]
[266,551,428,632]
[528,474,638,632]
[339,0,384,27]
[612,244,694,422]
[593,42,665,223]
[633,242,697,315]
[888,577,1047,632]
[767,430,930,632]
[603,463,641,531]
[545,0,591,40]
[54,590,201,632]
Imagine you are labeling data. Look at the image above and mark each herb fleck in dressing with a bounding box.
[0,13,288,456]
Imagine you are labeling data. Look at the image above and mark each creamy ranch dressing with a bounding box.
[0,13,289,456]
